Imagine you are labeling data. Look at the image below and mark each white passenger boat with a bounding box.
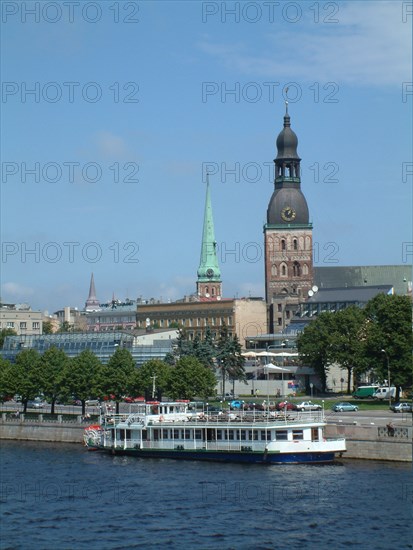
[84,400,346,464]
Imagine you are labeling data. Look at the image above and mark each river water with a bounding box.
[1,441,411,549]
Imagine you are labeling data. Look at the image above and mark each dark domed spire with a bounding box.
[276,102,300,160]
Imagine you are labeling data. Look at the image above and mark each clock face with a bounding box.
[281,206,296,222]
[206,268,214,278]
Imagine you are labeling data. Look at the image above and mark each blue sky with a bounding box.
[1,0,412,313]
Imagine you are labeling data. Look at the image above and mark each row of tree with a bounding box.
[297,294,412,400]
[0,324,246,414]
[0,348,218,415]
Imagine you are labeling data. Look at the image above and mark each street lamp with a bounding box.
[381,349,391,407]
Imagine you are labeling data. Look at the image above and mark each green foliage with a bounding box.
[0,328,17,348]
[68,350,104,415]
[217,323,245,396]
[168,356,216,400]
[102,348,136,412]
[40,347,70,414]
[0,357,13,401]
[42,321,54,334]
[364,294,413,398]
[297,312,333,392]
[133,359,171,399]
[298,295,413,396]
[11,349,42,412]
[57,321,72,333]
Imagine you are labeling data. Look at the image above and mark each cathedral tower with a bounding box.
[264,104,313,331]
[196,177,222,300]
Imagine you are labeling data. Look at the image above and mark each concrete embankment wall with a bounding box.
[325,423,412,462]
[1,418,411,461]
[0,417,85,444]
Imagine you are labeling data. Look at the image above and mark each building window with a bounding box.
[281,239,286,251]
[20,322,27,329]
[211,287,215,296]
[292,262,301,277]
[281,264,287,276]
[293,239,298,250]
[7,322,15,328]
[32,322,40,330]
[278,318,282,326]
[303,264,309,275]
[271,264,277,277]
[277,303,282,312]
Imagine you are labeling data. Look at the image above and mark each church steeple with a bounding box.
[267,103,309,226]
[196,176,222,300]
[263,106,314,332]
[85,273,100,311]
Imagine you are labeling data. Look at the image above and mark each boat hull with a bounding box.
[106,447,338,464]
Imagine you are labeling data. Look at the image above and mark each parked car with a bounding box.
[27,398,45,409]
[332,402,359,412]
[230,400,245,410]
[296,401,322,411]
[390,402,412,413]
[276,401,298,411]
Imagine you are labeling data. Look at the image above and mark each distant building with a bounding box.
[136,296,267,344]
[53,306,87,331]
[85,299,137,332]
[0,302,43,335]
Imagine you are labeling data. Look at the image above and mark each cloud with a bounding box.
[1,282,35,300]
[95,131,132,158]
[198,2,411,86]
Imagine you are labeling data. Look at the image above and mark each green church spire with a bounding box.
[197,176,222,300]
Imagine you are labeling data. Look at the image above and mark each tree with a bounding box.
[68,350,103,415]
[168,356,216,400]
[11,349,42,412]
[328,306,368,394]
[42,321,54,334]
[216,324,245,397]
[364,294,412,401]
[102,348,136,413]
[40,347,70,414]
[0,328,17,349]
[297,312,334,393]
[0,357,13,401]
[133,359,171,400]
[58,321,72,333]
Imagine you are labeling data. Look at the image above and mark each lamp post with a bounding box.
[381,349,391,407]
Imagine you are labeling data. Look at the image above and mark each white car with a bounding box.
[296,401,322,411]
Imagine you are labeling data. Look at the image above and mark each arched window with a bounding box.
[281,264,287,276]
[271,264,277,277]
[281,239,286,251]
[293,239,298,250]
[293,261,301,277]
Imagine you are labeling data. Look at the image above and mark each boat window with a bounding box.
[275,430,288,441]
[292,430,303,440]
[195,429,202,440]
[240,430,247,441]
[216,430,222,440]
[228,430,234,440]
[162,429,169,439]
[185,429,191,440]
[252,431,258,441]
[260,430,268,441]
[173,429,179,439]
[153,429,159,441]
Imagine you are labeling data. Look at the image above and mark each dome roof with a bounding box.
[267,187,309,225]
[275,114,300,160]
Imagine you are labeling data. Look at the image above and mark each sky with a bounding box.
[1,0,412,314]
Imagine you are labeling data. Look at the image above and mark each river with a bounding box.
[1,441,411,549]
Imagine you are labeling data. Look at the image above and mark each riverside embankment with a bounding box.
[1,413,411,461]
